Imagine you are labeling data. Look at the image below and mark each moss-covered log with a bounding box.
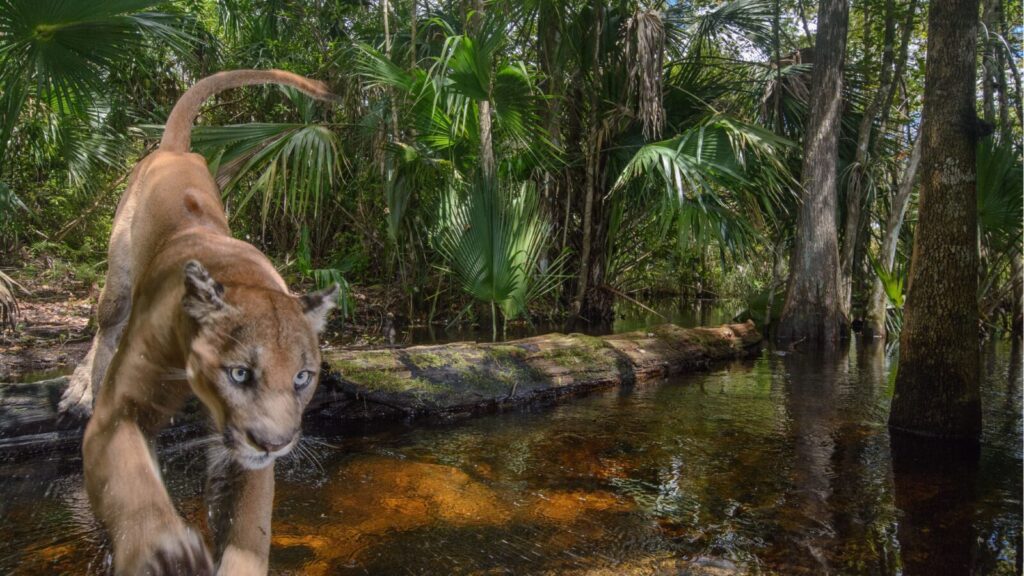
[321,321,761,418]
[0,322,760,456]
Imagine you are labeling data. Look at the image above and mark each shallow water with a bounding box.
[0,338,1020,575]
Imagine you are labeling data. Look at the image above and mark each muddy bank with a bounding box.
[0,294,92,381]
[0,322,761,456]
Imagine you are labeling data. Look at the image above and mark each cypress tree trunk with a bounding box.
[1011,253,1023,338]
[774,0,850,348]
[889,0,982,440]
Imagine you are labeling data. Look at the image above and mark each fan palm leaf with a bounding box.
[614,116,793,259]
[976,136,1023,253]
[0,0,194,145]
[434,176,562,338]
[138,88,345,228]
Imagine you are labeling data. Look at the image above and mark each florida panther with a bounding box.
[60,70,339,575]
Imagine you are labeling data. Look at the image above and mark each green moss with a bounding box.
[540,334,614,369]
[332,353,398,371]
[406,350,470,371]
[351,369,443,396]
[460,366,518,393]
[566,333,607,349]
[332,357,444,397]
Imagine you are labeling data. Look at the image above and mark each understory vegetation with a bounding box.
[0,0,1020,341]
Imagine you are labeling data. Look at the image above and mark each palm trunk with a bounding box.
[839,0,897,321]
[471,1,495,184]
[1012,252,1023,338]
[409,0,417,68]
[574,2,604,320]
[889,0,982,440]
[765,238,787,330]
[863,136,921,338]
[478,99,495,181]
[981,0,999,124]
[774,0,850,348]
[382,0,399,139]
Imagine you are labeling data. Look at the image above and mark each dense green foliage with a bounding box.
[0,0,1020,338]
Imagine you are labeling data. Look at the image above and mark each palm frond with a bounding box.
[977,136,1023,252]
[0,268,23,334]
[667,0,774,60]
[297,226,354,319]
[0,0,194,119]
[433,176,560,330]
[614,116,793,260]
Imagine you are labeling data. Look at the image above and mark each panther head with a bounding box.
[181,260,337,470]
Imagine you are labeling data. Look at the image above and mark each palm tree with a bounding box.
[0,0,194,319]
[434,176,565,339]
[505,0,795,322]
[0,0,193,168]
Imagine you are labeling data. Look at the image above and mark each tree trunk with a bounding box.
[774,0,850,348]
[765,237,787,330]
[889,0,982,440]
[469,0,495,183]
[981,0,999,124]
[382,0,399,140]
[574,2,611,323]
[877,0,918,139]
[478,98,495,182]
[863,136,921,338]
[839,0,896,321]
[1012,252,1023,338]
[862,0,920,339]
[409,0,417,68]
[327,322,762,415]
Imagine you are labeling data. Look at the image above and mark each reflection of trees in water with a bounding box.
[780,344,845,573]
[778,339,902,574]
[828,339,901,574]
[891,434,980,574]
[891,337,1023,575]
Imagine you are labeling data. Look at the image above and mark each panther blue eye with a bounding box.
[227,367,250,384]
[293,370,313,391]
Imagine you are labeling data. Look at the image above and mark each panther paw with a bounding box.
[137,528,213,576]
[58,362,94,419]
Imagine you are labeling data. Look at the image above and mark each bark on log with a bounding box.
[0,322,761,457]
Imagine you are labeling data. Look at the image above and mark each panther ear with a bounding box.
[183,260,228,324]
[300,284,339,333]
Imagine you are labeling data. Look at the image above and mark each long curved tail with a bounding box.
[160,69,335,153]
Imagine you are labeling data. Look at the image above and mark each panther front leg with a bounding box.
[207,455,275,575]
[83,410,213,575]
[60,214,134,418]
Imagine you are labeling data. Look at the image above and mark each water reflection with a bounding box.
[0,340,1019,574]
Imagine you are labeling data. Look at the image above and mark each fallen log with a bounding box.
[320,321,762,418]
[0,322,761,457]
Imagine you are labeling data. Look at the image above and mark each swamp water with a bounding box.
[0,339,1020,575]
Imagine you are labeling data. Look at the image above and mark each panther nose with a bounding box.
[246,430,291,453]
